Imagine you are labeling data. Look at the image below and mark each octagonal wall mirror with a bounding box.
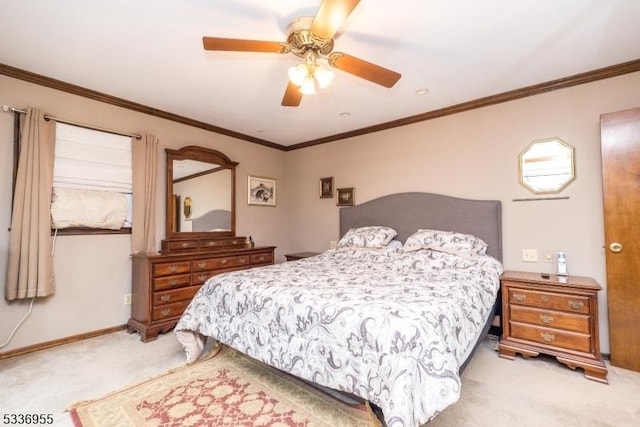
[165,146,238,240]
[519,137,575,194]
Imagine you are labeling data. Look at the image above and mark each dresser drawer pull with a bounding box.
[541,295,550,302]
[169,266,178,273]
[258,256,265,262]
[540,314,554,324]
[239,258,246,264]
[207,241,215,246]
[160,295,171,302]
[198,262,206,269]
[161,309,171,317]
[232,240,238,245]
[198,274,207,281]
[568,301,584,310]
[512,293,526,302]
[168,279,178,286]
[540,332,555,343]
[181,243,189,248]
[220,259,227,265]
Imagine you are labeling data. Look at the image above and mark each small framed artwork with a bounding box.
[320,177,333,198]
[336,187,355,206]
[248,175,276,207]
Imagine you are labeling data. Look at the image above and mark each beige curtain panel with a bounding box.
[6,108,56,301]
[131,134,158,254]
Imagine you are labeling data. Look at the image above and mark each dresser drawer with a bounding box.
[153,261,191,277]
[151,300,191,321]
[507,288,590,314]
[510,322,592,353]
[163,240,199,251]
[251,252,273,265]
[192,255,250,271]
[510,305,590,334]
[199,238,245,249]
[153,274,190,291]
[153,285,200,306]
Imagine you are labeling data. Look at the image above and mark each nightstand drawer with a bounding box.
[510,305,590,334]
[507,287,590,314]
[510,322,592,353]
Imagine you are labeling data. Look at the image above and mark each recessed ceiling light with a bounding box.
[339,112,351,118]
[415,88,429,96]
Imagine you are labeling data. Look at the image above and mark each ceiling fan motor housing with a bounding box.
[286,17,334,58]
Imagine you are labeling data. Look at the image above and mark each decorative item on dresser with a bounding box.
[284,251,321,261]
[127,145,276,342]
[498,270,608,383]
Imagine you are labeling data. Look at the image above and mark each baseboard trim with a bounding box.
[0,325,127,360]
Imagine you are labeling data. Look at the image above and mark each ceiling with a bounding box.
[1,0,639,148]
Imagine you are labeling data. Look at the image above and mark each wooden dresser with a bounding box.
[127,239,275,342]
[498,270,608,383]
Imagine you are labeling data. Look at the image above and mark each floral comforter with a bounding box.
[175,248,503,427]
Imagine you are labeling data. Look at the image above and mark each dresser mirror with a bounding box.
[518,137,575,194]
[165,146,238,240]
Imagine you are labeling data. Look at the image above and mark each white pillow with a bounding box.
[337,226,398,249]
[402,229,488,258]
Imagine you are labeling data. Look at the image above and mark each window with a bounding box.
[51,123,133,233]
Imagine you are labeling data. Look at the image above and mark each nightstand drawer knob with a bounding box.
[512,293,526,302]
[541,332,555,343]
[569,301,584,310]
[540,314,554,324]
[609,242,623,253]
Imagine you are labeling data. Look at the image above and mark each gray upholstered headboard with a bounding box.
[339,192,502,261]
[191,209,231,232]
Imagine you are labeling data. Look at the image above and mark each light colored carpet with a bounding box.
[1,331,639,426]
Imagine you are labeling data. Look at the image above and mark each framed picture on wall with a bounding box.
[248,175,276,207]
[320,177,333,198]
[336,187,355,206]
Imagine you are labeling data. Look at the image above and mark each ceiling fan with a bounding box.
[202,0,402,107]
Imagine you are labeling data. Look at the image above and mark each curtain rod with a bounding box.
[2,105,142,140]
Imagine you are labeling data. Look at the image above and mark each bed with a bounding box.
[175,192,503,427]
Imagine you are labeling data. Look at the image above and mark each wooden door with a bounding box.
[600,107,640,372]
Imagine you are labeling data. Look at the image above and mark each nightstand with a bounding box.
[284,252,321,261]
[498,270,608,383]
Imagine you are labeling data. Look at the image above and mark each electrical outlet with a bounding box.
[522,249,538,262]
[329,240,337,249]
[123,293,132,305]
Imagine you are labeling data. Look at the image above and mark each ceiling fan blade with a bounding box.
[203,37,288,53]
[310,0,361,40]
[328,52,401,88]
[281,81,303,107]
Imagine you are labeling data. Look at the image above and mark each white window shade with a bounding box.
[54,123,132,192]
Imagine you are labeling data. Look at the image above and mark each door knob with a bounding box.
[609,242,623,253]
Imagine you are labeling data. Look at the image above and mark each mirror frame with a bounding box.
[165,146,238,240]
[518,137,576,195]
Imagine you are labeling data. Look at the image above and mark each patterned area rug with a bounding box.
[69,344,380,426]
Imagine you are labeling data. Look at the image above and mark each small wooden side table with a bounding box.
[284,252,321,261]
[498,270,608,383]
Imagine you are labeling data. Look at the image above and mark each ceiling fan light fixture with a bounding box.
[300,75,317,95]
[287,63,308,86]
[314,66,334,89]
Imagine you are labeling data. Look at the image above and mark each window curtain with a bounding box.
[6,108,56,301]
[131,134,158,254]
